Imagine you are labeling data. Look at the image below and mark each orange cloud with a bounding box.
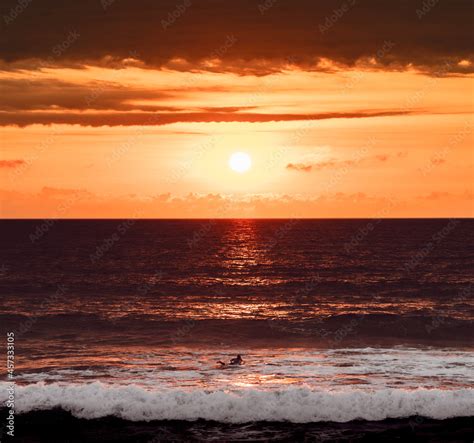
[0,110,413,127]
[286,152,407,172]
[0,159,26,168]
[1,188,472,219]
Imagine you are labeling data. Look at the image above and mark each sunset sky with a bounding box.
[1,0,473,218]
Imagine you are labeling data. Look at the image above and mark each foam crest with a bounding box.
[1,382,472,423]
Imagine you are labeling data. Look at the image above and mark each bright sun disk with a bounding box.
[229,152,252,173]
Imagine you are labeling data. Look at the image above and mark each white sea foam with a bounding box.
[1,382,472,423]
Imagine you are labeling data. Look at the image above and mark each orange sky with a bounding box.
[1,0,473,218]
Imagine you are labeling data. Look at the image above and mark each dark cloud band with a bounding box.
[1,0,472,73]
[0,110,412,127]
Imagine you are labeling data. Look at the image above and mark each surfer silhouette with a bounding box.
[218,354,244,366]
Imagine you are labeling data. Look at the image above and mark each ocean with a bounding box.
[0,219,473,442]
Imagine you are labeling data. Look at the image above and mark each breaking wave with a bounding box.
[2,382,472,423]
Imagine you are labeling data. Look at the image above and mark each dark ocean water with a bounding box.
[0,219,473,440]
[1,219,472,345]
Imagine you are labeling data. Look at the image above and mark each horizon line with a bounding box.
[1,217,472,221]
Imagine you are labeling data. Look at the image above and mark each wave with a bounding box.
[2,312,472,345]
[2,382,472,423]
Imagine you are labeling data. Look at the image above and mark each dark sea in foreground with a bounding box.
[2,410,473,442]
[0,219,473,441]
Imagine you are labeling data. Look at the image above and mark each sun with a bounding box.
[229,152,252,173]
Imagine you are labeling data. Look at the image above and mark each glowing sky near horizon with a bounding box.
[0,0,472,217]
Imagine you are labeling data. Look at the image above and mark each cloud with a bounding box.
[0,79,266,115]
[0,159,26,168]
[0,0,472,74]
[0,109,412,127]
[286,152,407,172]
[40,186,92,197]
[417,191,452,201]
[0,79,173,112]
[1,188,472,218]
[286,163,314,172]
[0,76,416,126]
